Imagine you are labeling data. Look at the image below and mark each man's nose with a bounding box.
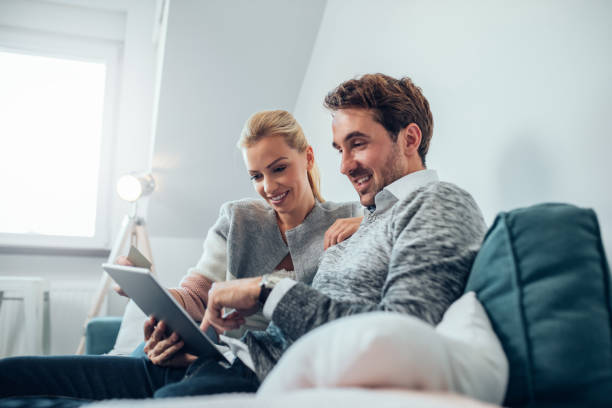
[340,151,356,175]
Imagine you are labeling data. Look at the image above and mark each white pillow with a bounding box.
[258,292,508,405]
[436,292,509,403]
[107,299,147,355]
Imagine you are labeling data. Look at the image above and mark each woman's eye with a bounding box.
[250,174,261,181]
[273,166,286,173]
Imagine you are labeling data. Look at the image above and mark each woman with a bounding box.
[132,109,361,367]
[0,110,362,404]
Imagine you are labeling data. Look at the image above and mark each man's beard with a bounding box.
[379,143,406,191]
[351,143,406,205]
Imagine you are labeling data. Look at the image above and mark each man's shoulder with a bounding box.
[390,181,484,227]
[381,181,486,249]
[398,181,479,209]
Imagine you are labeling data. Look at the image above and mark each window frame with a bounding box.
[0,26,122,251]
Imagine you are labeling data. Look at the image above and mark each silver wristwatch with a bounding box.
[258,274,283,304]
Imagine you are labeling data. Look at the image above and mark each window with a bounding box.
[0,20,122,251]
[0,51,106,238]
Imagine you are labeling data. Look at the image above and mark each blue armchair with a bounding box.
[85,316,122,355]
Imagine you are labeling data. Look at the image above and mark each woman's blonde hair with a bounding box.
[238,110,324,203]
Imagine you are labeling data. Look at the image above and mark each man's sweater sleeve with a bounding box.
[267,186,486,341]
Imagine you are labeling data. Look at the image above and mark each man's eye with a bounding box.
[352,141,365,148]
[336,148,343,154]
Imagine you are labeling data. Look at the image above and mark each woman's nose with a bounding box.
[263,177,278,194]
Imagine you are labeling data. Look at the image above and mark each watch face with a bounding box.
[266,273,285,288]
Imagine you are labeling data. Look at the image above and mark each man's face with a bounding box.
[332,109,408,206]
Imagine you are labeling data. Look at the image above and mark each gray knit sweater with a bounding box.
[243,170,486,379]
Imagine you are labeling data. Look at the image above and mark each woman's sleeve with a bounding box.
[168,206,231,321]
[351,201,364,217]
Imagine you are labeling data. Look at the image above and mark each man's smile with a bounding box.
[349,170,373,194]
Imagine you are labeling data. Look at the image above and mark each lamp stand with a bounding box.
[75,207,153,355]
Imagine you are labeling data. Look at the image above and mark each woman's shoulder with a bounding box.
[219,197,272,218]
[317,200,363,217]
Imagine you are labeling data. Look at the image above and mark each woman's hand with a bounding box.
[112,256,133,297]
[324,216,363,249]
[143,316,197,367]
[201,278,261,333]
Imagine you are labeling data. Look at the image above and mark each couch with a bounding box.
[87,203,612,407]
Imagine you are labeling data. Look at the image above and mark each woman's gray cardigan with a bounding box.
[184,198,361,334]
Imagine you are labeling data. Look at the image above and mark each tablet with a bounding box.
[102,263,228,362]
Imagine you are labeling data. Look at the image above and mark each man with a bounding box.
[159,73,487,384]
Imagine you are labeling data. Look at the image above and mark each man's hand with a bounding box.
[143,316,197,367]
[324,217,363,249]
[202,278,261,333]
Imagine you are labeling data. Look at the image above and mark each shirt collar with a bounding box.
[378,169,439,203]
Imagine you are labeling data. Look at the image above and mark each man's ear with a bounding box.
[398,123,422,158]
[306,145,315,171]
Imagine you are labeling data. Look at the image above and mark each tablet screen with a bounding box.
[102,263,228,361]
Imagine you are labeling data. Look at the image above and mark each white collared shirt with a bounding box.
[383,169,439,202]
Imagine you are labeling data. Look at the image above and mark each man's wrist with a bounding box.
[259,282,273,304]
[258,274,283,305]
[262,278,298,319]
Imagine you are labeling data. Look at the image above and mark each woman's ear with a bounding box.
[306,146,315,171]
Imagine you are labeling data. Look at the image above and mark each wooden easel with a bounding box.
[75,212,153,355]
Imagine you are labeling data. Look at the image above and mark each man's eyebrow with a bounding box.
[331,131,369,149]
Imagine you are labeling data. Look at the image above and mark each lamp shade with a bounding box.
[116,173,155,202]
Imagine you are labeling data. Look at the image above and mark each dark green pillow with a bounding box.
[465,203,612,407]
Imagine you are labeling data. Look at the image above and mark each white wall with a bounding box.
[294,0,612,259]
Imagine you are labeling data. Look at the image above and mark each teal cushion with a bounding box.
[465,203,612,407]
[85,316,122,355]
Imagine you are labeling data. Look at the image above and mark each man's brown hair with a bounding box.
[324,73,433,166]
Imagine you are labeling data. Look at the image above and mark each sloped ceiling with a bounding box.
[148,0,326,238]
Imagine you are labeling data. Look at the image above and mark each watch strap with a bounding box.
[258,274,272,304]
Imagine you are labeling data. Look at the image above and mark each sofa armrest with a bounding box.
[86,316,122,355]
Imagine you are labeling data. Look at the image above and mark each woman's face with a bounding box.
[243,134,314,217]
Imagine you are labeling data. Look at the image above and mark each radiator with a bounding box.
[0,277,49,357]
[48,281,107,355]
[0,279,106,357]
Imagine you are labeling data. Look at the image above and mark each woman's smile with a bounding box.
[268,190,289,206]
